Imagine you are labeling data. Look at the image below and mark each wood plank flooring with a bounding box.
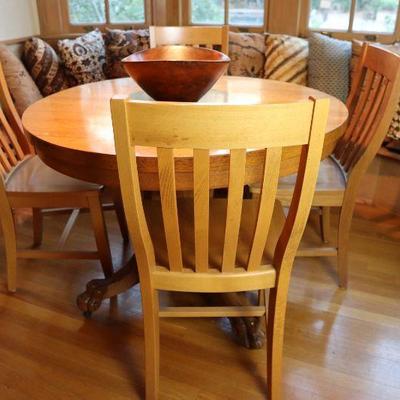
[0,204,399,399]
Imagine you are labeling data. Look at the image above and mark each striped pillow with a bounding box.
[264,34,308,85]
[23,37,70,96]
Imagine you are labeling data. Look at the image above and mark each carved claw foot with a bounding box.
[77,256,140,316]
[229,316,265,349]
[208,291,266,349]
[77,279,108,315]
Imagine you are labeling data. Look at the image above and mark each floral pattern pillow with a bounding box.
[105,28,150,79]
[58,30,106,85]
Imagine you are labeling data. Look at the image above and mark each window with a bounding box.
[308,0,400,34]
[67,0,147,26]
[190,0,265,27]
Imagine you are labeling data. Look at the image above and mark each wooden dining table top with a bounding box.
[22,76,348,189]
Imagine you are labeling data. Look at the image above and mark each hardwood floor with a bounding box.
[0,205,399,399]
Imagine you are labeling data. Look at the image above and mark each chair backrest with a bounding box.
[112,97,329,279]
[0,105,25,180]
[149,25,229,55]
[335,44,400,174]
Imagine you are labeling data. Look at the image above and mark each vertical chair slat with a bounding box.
[247,147,282,271]
[0,129,13,172]
[157,147,183,272]
[344,76,388,171]
[341,72,382,170]
[0,159,6,177]
[0,110,24,161]
[194,149,210,272]
[335,69,375,160]
[222,149,246,272]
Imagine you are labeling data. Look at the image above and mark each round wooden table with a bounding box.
[23,76,348,190]
[22,76,348,338]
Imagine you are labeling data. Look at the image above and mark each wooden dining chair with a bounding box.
[0,87,113,293]
[272,44,400,289]
[149,25,229,54]
[111,95,329,399]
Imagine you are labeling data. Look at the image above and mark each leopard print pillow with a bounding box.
[58,30,106,85]
[228,32,266,78]
[105,28,150,79]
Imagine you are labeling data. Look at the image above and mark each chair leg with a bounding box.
[266,286,287,400]
[87,194,114,278]
[32,208,43,247]
[319,207,331,244]
[0,207,17,292]
[141,286,160,400]
[337,205,353,289]
[112,190,130,243]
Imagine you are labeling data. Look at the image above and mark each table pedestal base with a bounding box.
[77,258,265,349]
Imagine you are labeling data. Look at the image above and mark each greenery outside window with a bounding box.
[307,0,400,37]
[67,0,148,26]
[190,0,266,27]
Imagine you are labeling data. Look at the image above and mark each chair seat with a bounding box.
[143,197,284,292]
[276,156,346,207]
[6,155,101,193]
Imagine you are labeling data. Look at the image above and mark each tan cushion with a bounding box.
[58,30,106,85]
[0,44,42,116]
[278,157,346,193]
[264,34,308,85]
[228,32,266,78]
[275,157,346,207]
[6,156,101,193]
[105,28,150,79]
[23,37,72,96]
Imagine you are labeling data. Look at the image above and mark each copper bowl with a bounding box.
[122,46,230,102]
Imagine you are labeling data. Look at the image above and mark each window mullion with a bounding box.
[104,0,110,24]
[394,0,400,41]
[224,0,229,25]
[348,0,357,33]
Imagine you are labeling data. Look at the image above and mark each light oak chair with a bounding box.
[274,44,400,288]
[149,25,229,54]
[111,96,329,399]
[0,67,113,292]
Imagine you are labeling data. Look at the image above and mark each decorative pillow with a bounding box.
[379,43,400,140]
[308,33,351,102]
[264,34,308,85]
[58,30,106,85]
[105,28,150,79]
[0,44,42,116]
[23,37,71,96]
[228,32,266,78]
[388,101,400,140]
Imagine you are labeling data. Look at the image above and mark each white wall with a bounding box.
[0,0,39,41]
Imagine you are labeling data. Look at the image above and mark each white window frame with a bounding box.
[300,0,400,42]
